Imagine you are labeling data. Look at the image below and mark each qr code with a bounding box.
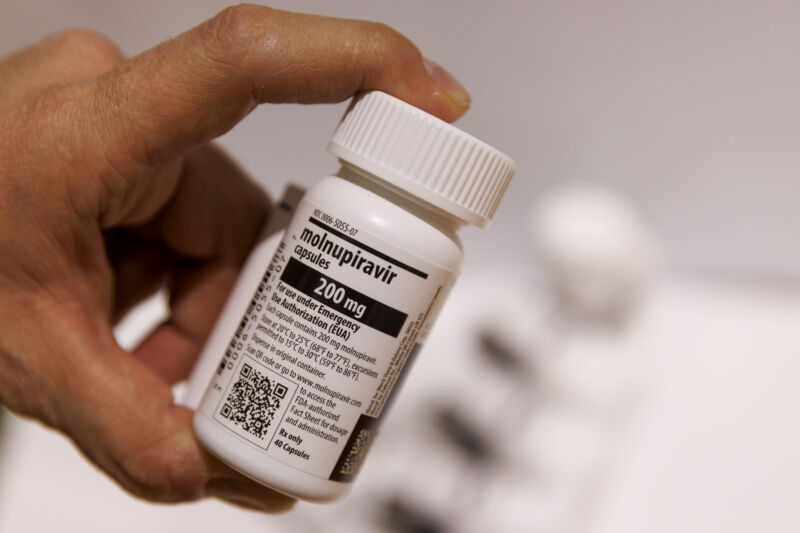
[219,362,288,440]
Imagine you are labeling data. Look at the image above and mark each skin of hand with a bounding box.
[0,4,469,511]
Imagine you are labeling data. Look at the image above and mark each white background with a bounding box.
[2,0,799,277]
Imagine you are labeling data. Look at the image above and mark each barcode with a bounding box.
[218,362,289,440]
[216,271,270,376]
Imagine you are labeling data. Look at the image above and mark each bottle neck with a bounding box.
[335,162,466,240]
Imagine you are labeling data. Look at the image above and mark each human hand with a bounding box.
[0,4,469,510]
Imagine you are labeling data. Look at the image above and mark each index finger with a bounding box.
[91,4,469,171]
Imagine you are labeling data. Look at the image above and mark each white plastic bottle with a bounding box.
[194,91,515,502]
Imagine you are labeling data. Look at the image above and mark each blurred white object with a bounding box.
[530,183,659,319]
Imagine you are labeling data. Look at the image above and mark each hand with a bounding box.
[0,4,469,510]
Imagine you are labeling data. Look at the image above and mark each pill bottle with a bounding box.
[194,91,516,502]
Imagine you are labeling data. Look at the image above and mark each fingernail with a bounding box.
[424,57,471,111]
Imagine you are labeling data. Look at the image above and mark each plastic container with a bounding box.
[194,91,515,501]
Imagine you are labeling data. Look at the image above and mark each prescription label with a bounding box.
[198,198,453,482]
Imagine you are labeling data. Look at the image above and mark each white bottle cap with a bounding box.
[328,91,516,228]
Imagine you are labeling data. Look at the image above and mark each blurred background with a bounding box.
[1,1,800,532]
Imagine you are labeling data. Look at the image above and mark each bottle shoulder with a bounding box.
[303,175,464,273]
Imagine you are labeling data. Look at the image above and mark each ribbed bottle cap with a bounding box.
[327,91,515,228]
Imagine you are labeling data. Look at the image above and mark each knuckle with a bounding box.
[201,3,277,61]
[4,88,72,171]
[360,20,412,53]
[353,20,421,69]
[122,444,208,503]
[48,29,124,67]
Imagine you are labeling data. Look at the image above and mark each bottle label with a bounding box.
[198,198,454,482]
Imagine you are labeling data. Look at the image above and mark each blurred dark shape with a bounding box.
[381,497,448,533]
[477,329,533,379]
[435,406,494,464]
